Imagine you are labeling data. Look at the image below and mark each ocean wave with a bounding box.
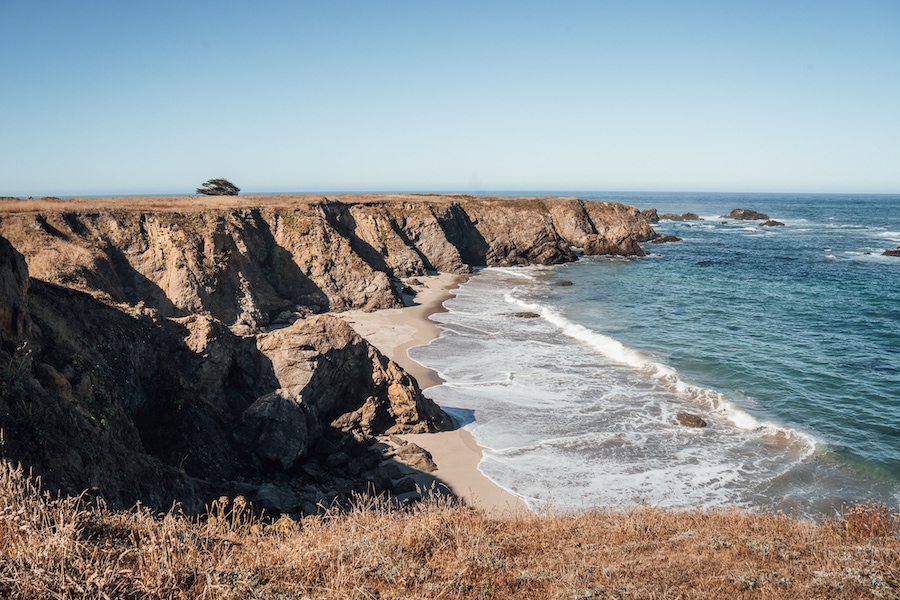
[490,266,543,280]
[502,291,817,456]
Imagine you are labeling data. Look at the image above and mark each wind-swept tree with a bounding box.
[196,178,240,196]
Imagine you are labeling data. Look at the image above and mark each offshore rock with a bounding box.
[723,208,769,220]
[883,247,900,257]
[676,412,708,428]
[659,212,702,221]
[759,220,785,227]
[650,235,682,244]
[641,208,660,224]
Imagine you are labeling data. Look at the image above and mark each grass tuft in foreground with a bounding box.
[1,460,899,599]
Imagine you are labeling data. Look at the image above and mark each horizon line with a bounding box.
[4,189,900,200]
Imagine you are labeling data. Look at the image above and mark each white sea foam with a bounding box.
[503,290,814,451]
[874,230,900,242]
[412,266,827,512]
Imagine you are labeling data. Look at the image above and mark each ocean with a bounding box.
[409,192,900,516]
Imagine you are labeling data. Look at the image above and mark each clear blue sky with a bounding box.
[2,1,898,196]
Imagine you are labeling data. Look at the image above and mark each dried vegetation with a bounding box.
[1,461,899,599]
[0,193,551,215]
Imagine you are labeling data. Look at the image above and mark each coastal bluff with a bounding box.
[0,194,655,513]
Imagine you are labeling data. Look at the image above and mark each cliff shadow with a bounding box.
[245,209,331,314]
[389,220,437,273]
[431,204,490,268]
[88,244,183,317]
[319,202,393,275]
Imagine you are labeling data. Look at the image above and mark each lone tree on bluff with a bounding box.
[196,178,240,196]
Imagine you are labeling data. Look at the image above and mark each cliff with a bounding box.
[0,194,655,513]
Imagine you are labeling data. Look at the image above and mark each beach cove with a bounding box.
[400,193,900,517]
[337,272,528,515]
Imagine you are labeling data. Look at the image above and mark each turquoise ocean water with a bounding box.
[410,193,900,516]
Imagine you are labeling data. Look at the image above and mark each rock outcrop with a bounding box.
[0,194,657,513]
[0,236,30,349]
[676,412,708,428]
[640,208,659,224]
[759,220,785,227]
[658,212,702,221]
[0,257,451,512]
[650,235,682,244]
[0,195,654,329]
[883,247,900,257]
[723,208,769,220]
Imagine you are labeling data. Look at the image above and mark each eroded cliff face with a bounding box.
[0,195,654,330]
[0,194,655,513]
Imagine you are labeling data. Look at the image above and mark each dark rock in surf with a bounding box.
[659,212,702,221]
[723,208,769,221]
[884,247,900,257]
[676,412,707,428]
[650,235,682,244]
[641,208,660,224]
[554,280,574,286]
[759,220,785,227]
[512,312,541,319]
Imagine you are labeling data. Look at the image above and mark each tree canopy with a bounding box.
[196,178,240,196]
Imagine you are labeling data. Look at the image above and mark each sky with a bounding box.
[1,1,898,196]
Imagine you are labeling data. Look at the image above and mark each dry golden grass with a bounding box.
[1,461,899,599]
[0,193,560,215]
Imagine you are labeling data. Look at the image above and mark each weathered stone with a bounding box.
[391,440,438,473]
[759,220,785,227]
[254,483,302,513]
[239,391,310,470]
[659,212,702,221]
[723,208,769,220]
[641,208,660,223]
[883,247,900,257]
[650,235,682,244]
[676,412,708,428]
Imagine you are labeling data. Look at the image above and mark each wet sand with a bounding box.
[337,273,528,516]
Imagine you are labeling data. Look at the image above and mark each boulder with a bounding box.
[389,437,438,473]
[641,208,660,224]
[759,220,785,227]
[658,212,702,221]
[723,208,769,220]
[239,390,312,470]
[883,247,900,257]
[650,235,682,244]
[676,412,707,428]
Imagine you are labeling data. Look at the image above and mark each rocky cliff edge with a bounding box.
[0,194,655,513]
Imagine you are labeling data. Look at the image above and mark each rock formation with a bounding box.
[658,212,702,221]
[650,235,682,244]
[676,412,707,428]
[0,194,656,513]
[722,208,769,220]
[759,220,785,227]
[640,208,659,224]
[0,196,654,328]
[883,247,900,257]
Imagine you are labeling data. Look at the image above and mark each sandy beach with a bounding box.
[337,273,528,516]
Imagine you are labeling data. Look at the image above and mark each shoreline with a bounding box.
[337,273,529,516]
